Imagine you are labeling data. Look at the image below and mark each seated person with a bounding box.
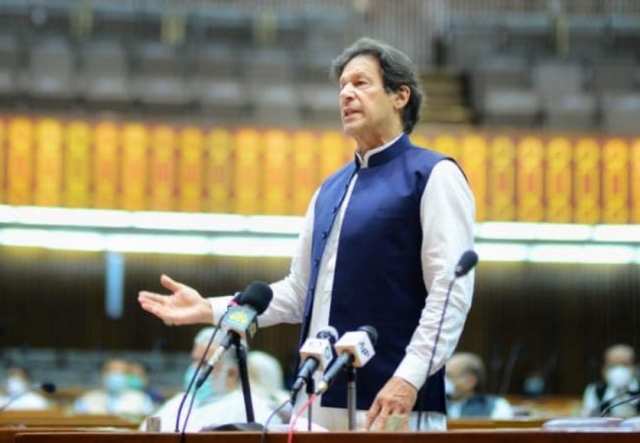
[248,350,291,421]
[73,358,154,416]
[147,328,279,432]
[582,344,639,418]
[128,361,164,405]
[0,366,50,410]
[446,352,513,419]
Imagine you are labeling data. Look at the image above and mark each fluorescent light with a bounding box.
[476,222,592,241]
[210,236,297,257]
[529,244,636,264]
[106,234,213,255]
[475,242,530,262]
[0,228,106,251]
[592,225,640,243]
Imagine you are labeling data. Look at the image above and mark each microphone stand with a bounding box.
[346,365,357,431]
[305,376,315,431]
[233,335,255,423]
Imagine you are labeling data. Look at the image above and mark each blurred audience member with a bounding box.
[74,358,154,416]
[248,350,291,421]
[582,344,639,417]
[128,361,164,405]
[147,328,279,431]
[446,352,513,419]
[0,367,50,410]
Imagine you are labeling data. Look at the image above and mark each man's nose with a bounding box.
[339,83,355,101]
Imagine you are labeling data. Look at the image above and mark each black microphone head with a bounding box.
[358,325,378,346]
[238,281,273,314]
[316,326,338,344]
[455,250,478,278]
[40,382,56,394]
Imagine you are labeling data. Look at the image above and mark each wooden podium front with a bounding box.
[10,431,640,443]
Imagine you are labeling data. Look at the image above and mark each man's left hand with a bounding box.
[365,376,417,431]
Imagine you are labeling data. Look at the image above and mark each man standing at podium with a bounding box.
[139,38,475,431]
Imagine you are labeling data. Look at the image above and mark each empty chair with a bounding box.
[196,77,249,120]
[243,48,295,83]
[300,82,339,124]
[472,54,531,111]
[591,60,637,94]
[192,44,241,79]
[533,60,585,104]
[79,39,131,103]
[131,42,190,106]
[25,36,76,100]
[602,93,640,134]
[251,82,301,125]
[543,92,597,130]
[0,32,19,96]
[483,88,540,127]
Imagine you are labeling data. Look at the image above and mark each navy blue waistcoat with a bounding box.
[301,133,449,412]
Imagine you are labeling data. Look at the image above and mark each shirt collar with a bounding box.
[355,133,404,169]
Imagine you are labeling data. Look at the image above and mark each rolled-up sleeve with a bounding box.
[394,160,475,389]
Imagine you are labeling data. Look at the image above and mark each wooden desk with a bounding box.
[12,431,640,443]
[0,411,139,429]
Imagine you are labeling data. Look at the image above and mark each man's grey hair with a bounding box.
[456,352,487,391]
[330,37,423,134]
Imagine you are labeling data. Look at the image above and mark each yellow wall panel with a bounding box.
[178,127,204,212]
[234,128,261,214]
[7,117,34,205]
[460,135,487,221]
[631,139,640,223]
[207,128,233,213]
[545,137,572,222]
[602,138,629,223]
[434,134,459,159]
[94,122,119,209]
[262,129,291,215]
[488,136,516,221]
[0,119,4,202]
[292,131,319,215]
[34,119,63,206]
[64,121,91,208]
[574,138,601,223]
[410,133,430,149]
[121,123,148,210]
[516,137,544,221]
[149,126,176,211]
[319,131,347,180]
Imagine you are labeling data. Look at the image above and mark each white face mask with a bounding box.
[6,377,29,397]
[606,365,634,389]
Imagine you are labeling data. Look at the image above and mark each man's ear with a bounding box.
[392,85,411,110]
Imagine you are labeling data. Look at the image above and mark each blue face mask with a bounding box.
[104,372,129,394]
[183,363,222,406]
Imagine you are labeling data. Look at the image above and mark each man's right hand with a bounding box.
[138,274,213,326]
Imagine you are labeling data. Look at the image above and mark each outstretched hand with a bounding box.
[138,274,213,326]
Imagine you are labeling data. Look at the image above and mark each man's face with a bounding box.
[338,55,401,140]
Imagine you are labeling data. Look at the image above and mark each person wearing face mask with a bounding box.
[445,353,513,419]
[128,361,164,405]
[73,358,154,416]
[582,344,640,418]
[146,327,279,432]
[0,366,50,410]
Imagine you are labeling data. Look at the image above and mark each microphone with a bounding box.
[196,282,273,388]
[0,382,56,412]
[417,249,478,429]
[315,325,378,395]
[290,326,338,402]
[455,250,478,278]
